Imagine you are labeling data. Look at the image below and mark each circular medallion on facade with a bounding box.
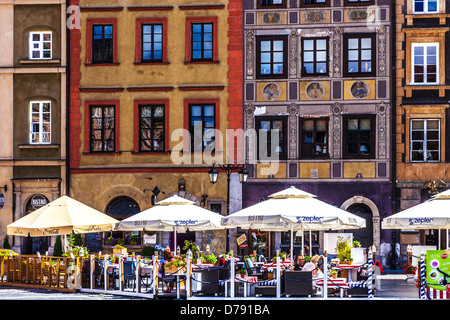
[306,82,324,100]
[350,81,369,99]
[262,83,281,101]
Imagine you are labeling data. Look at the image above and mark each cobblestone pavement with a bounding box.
[0,278,421,300]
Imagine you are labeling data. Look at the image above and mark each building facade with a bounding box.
[242,0,394,267]
[0,1,67,254]
[394,0,450,262]
[68,0,244,254]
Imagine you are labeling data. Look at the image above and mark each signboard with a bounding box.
[426,250,450,292]
[237,233,248,248]
[0,192,4,209]
[30,194,48,209]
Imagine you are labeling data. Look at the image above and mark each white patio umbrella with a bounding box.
[115,194,228,251]
[222,186,366,258]
[7,196,119,251]
[382,189,450,249]
[7,196,119,237]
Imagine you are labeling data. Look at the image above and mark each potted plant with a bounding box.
[336,236,352,264]
[201,253,217,265]
[105,236,114,245]
[130,235,139,245]
[331,270,338,279]
[113,244,127,254]
[237,268,247,278]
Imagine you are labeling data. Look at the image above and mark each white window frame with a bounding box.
[411,42,439,85]
[29,101,51,144]
[410,119,440,163]
[413,0,439,14]
[29,31,52,60]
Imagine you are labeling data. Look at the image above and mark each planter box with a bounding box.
[113,248,127,254]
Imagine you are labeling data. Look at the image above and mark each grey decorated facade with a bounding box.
[242,0,394,268]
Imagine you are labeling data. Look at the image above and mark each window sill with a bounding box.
[82,151,121,155]
[85,62,120,67]
[132,151,171,155]
[184,60,220,65]
[406,13,450,25]
[18,144,60,149]
[405,84,450,98]
[134,61,170,65]
[19,59,61,64]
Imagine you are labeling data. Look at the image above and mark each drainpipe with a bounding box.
[65,0,71,197]
[390,0,399,270]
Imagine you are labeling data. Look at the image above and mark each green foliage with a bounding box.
[2,235,10,249]
[237,268,247,275]
[183,240,199,257]
[68,233,83,247]
[142,246,156,257]
[201,253,217,265]
[53,235,63,257]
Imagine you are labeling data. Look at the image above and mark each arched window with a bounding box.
[106,197,141,245]
[106,196,140,219]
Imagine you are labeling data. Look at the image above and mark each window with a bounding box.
[29,32,52,59]
[29,101,51,144]
[142,24,163,62]
[258,0,286,8]
[138,104,165,152]
[412,43,438,84]
[135,18,167,64]
[343,34,375,77]
[191,23,213,61]
[344,0,374,5]
[92,25,113,64]
[256,36,288,79]
[90,105,115,152]
[343,115,375,158]
[411,119,440,162]
[302,0,329,6]
[301,118,328,158]
[256,117,287,160]
[189,104,216,151]
[185,17,218,63]
[414,0,438,13]
[86,19,118,65]
[302,38,328,76]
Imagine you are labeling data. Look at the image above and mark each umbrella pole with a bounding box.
[290,225,294,265]
[438,229,440,250]
[301,228,304,255]
[174,226,177,253]
[309,230,312,256]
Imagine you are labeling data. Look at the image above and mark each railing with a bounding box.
[0,253,380,299]
[0,254,79,292]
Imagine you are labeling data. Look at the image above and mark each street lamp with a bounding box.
[208,162,248,252]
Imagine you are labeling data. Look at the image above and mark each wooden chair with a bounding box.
[56,258,68,288]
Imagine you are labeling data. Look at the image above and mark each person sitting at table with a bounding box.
[302,255,323,279]
[160,248,175,293]
[289,255,305,270]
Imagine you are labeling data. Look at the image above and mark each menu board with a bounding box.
[426,250,450,292]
